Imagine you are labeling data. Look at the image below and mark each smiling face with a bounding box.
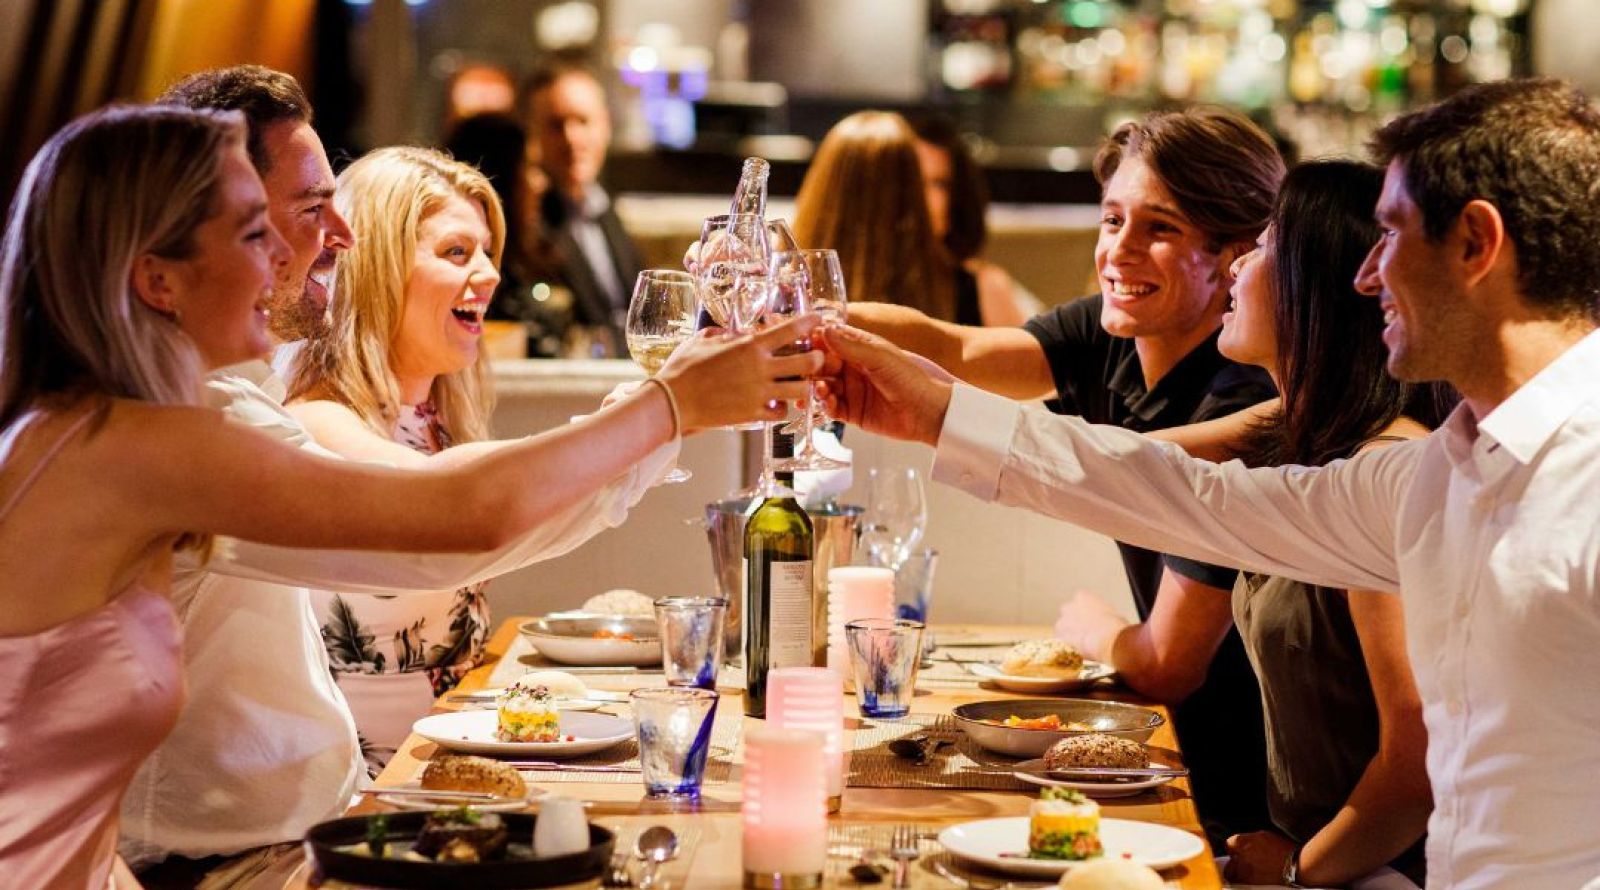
[1218,226,1278,373]
[389,194,499,399]
[258,120,354,342]
[164,144,291,368]
[1355,162,1474,383]
[1094,157,1233,341]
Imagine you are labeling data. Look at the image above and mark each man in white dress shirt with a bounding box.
[823,77,1600,890]
[122,67,673,888]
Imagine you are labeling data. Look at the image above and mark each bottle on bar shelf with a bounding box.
[742,430,814,718]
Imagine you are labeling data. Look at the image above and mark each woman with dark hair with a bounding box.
[908,115,1039,327]
[1056,160,1442,887]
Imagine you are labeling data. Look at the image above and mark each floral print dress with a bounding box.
[311,402,491,773]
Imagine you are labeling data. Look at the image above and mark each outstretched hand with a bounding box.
[658,314,822,434]
[813,325,952,447]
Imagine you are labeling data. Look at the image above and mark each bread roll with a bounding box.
[420,755,527,797]
[512,670,588,701]
[1044,733,1147,771]
[1001,640,1085,678]
[1057,858,1164,889]
[581,589,655,617]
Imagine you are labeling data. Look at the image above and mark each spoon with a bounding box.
[633,824,679,889]
[888,735,946,764]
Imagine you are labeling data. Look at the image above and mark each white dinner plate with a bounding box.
[967,661,1116,693]
[1011,759,1176,798]
[937,816,1206,878]
[412,710,633,757]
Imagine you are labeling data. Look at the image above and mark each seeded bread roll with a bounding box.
[420,755,527,797]
[1000,639,1085,678]
[1043,733,1147,771]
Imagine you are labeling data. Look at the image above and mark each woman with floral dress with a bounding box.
[287,146,524,768]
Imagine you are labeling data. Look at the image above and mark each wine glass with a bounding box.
[860,467,927,572]
[695,213,770,333]
[766,249,847,472]
[626,269,699,483]
[778,249,848,439]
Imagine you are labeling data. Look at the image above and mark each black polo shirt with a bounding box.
[1025,293,1276,843]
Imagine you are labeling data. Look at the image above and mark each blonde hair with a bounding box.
[290,146,506,444]
[1,104,243,427]
[792,111,955,321]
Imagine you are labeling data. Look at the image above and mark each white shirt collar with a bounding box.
[208,357,285,402]
[1476,327,1600,465]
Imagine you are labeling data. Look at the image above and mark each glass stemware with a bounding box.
[695,213,771,333]
[777,249,848,441]
[766,249,847,472]
[860,467,927,572]
[625,269,699,483]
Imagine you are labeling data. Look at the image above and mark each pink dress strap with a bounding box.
[0,407,98,523]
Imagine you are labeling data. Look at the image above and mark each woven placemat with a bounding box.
[847,713,1031,791]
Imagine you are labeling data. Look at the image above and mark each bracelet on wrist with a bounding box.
[641,376,681,439]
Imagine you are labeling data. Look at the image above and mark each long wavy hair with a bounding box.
[1237,160,1456,469]
[289,146,506,444]
[793,111,957,321]
[1,104,242,428]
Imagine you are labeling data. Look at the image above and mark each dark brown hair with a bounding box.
[1093,107,1284,253]
[157,65,311,174]
[910,115,988,262]
[1370,77,1600,321]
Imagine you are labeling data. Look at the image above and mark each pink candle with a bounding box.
[767,667,845,809]
[743,727,827,885]
[826,567,895,674]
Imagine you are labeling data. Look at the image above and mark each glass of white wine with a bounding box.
[626,269,699,483]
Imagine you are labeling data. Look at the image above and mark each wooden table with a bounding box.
[291,620,1220,889]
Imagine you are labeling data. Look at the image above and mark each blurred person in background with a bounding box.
[522,60,642,355]
[909,114,1042,326]
[444,112,569,356]
[847,106,1285,844]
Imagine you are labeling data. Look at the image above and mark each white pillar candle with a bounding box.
[826,566,895,675]
[742,727,827,887]
[767,667,845,809]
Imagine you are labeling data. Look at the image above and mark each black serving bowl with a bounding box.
[304,811,613,889]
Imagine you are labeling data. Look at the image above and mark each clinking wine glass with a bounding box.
[626,269,699,483]
[696,213,771,434]
[766,248,847,472]
[777,249,848,440]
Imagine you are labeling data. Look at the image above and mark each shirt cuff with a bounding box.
[932,383,1021,502]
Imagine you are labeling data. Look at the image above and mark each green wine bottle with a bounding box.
[743,430,814,718]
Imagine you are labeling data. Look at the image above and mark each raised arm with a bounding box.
[846,302,1056,400]
[1147,399,1281,463]
[819,325,1410,593]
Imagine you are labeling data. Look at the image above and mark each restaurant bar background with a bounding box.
[1,0,1595,624]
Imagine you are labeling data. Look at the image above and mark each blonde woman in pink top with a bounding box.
[0,104,819,889]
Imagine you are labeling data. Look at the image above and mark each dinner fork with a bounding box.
[890,824,920,889]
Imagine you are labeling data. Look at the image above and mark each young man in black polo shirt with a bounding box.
[850,107,1283,844]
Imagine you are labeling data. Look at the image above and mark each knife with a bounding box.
[502,760,641,773]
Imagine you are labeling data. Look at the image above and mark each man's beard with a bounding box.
[267,285,329,342]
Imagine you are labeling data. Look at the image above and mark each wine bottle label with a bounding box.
[768,559,813,668]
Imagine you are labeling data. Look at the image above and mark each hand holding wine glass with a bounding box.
[766,248,847,471]
[626,269,700,482]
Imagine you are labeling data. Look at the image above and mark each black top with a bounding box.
[537,188,644,356]
[1024,294,1277,843]
[953,266,983,327]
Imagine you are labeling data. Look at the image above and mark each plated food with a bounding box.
[581,589,656,617]
[968,660,1116,694]
[936,815,1205,878]
[306,810,614,888]
[421,756,527,798]
[953,699,1164,758]
[1029,788,1103,860]
[1001,640,1085,678]
[413,710,633,758]
[497,681,561,743]
[1044,733,1148,771]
